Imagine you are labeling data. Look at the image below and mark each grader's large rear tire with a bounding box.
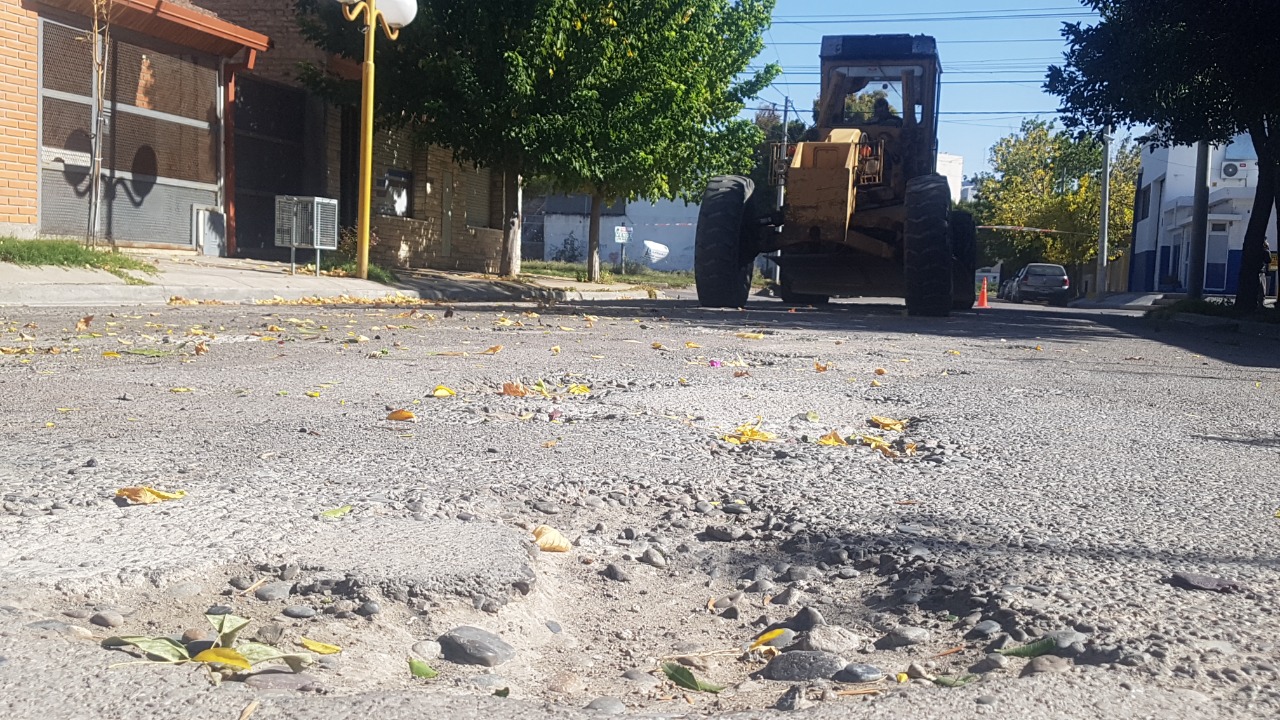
[694,176,757,308]
[903,174,953,317]
[950,209,977,311]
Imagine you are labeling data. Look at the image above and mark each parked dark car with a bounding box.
[1010,263,1071,306]
[997,277,1016,300]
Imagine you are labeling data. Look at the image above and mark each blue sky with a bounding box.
[749,0,1099,178]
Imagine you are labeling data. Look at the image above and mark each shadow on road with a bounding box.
[428,296,1280,370]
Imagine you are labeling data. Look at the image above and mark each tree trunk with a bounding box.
[1233,126,1276,311]
[587,192,602,282]
[499,167,522,277]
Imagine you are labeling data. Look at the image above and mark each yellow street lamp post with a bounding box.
[336,0,417,280]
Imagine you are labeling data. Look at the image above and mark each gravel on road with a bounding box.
[1,299,1278,720]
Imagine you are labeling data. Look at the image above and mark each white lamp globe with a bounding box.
[379,0,418,29]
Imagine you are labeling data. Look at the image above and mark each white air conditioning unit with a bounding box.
[1220,161,1255,182]
[274,195,339,249]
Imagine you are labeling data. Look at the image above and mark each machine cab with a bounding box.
[813,35,941,203]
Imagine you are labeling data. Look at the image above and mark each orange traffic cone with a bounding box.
[977,278,990,308]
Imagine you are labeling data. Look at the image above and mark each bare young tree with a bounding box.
[86,0,114,248]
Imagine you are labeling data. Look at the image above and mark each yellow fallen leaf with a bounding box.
[387,409,416,421]
[582,314,599,322]
[495,317,516,327]
[265,324,284,333]
[870,379,882,387]
[946,350,960,356]
[568,384,590,395]
[869,416,906,432]
[735,332,765,340]
[44,421,55,428]
[102,351,121,358]
[816,430,847,446]
[896,673,909,683]
[502,382,529,397]
[723,419,776,445]
[432,385,456,398]
[550,346,561,355]
[305,391,321,398]
[481,345,503,355]
[76,315,93,332]
[542,440,559,448]
[749,628,793,651]
[299,637,342,655]
[170,387,192,393]
[532,525,571,552]
[814,361,830,373]
[590,355,604,360]
[194,342,208,356]
[1035,345,1044,351]
[874,368,887,375]
[558,326,575,332]
[685,341,701,349]
[652,342,665,350]
[116,486,187,504]
[194,647,251,670]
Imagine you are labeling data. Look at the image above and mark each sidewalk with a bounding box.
[1068,292,1167,310]
[0,254,664,307]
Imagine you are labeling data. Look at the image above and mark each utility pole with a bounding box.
[772,99,790,285]
[1093,126,1112,298]
[1188,140,1210,299]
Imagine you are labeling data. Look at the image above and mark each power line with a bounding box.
[772,12,1093,25]
[743,107,1060,116]
[767,39,1064,45]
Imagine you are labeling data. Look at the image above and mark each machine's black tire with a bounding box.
[949,209,977,310]
[778,269,830,306]
[695,176,756,308]
[903,174,953,317]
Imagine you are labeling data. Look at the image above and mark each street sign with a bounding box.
[613,225,632,244]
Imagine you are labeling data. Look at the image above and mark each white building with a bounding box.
[1129,136,1277,293]
[525,195,699,271]
[937,153,964,204]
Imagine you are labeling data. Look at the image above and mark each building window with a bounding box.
[1138,184,1152,221]
[376,169,413,218]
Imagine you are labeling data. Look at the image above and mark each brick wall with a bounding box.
[0,2,40,236]
[198,0,326,86]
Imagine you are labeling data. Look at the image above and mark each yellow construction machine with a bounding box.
[693,34,975,315]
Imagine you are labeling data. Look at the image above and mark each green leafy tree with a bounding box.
[977,119,1139,286]
[298,0,778,282]
[1046,0,1280,308]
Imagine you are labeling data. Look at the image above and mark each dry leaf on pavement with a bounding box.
[542,440,559,448]
[874,367,887,375]
[815,361,830,372]
[550,346,561,355]
[502,382,529,397]
[568,384,590,395]
[481,345,503,355]
[816,430,847,446]
[532,525,571,552]
[76,315,93,332]
[685,341,701,349]
[734,332,765,340]
[723,419,775,445]
[387,409,417,421]
[869,416,906,431]
[299,637,342,655]
[116,486,187,504]
[432,385,456,398]
[193,647,251,670]
[194,342,208,355]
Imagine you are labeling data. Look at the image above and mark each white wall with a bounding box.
[623,199,700,271]
[937,153,964,204]
[541,200,700,271]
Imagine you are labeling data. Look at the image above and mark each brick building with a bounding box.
[1,0,506,273]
